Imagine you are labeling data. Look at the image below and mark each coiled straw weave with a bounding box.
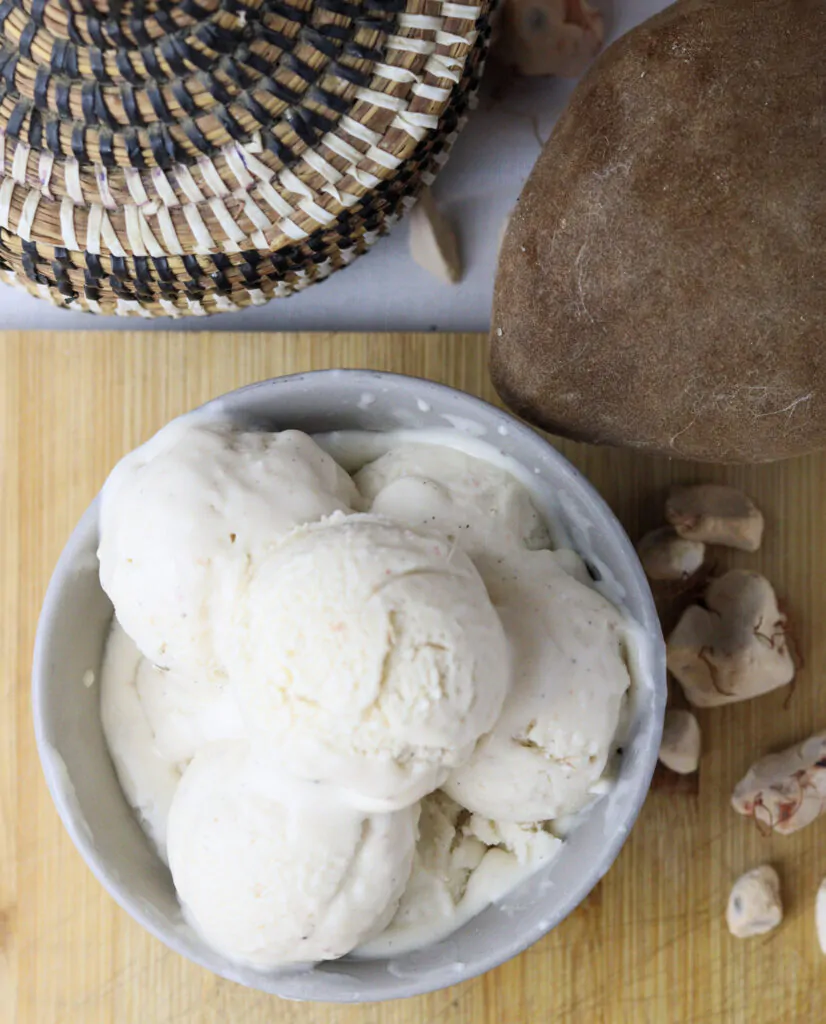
[0,0,491,315]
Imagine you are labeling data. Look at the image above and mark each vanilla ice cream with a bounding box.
[134,641,244,765]
[355,440,631,822]
[358,791,561,956]
[443,548,631,821]
[167,740,418,967]
[100,621,181,861]
[98,418,358,681]
[99,418,636,968]
[355,442,550,559]
[219,513,510,810]
[100,619,245,859]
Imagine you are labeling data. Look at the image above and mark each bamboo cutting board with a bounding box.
[3,332,826,1024]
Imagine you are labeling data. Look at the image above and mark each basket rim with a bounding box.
[0,0,487,260]
[0,19,487,317]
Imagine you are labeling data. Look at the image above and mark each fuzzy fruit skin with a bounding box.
[491,0,826,463]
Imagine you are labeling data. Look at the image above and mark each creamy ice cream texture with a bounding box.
[355,442,551,558]
[98,421,633,966]
[444,549,630,822]
[98,419,358,681]
[359,791,561,957]
[167,741,417,967]
[100,621,181,862]
[358,444,631,822]
[101,620,245,862]
[219,513,509,810]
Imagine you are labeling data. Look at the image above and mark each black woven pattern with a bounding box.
[0,0,400,171]
[3,26,485,310]
[0,0,492,315]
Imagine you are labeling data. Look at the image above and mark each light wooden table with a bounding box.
[3,332,826,1024]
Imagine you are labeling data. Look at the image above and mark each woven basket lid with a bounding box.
[0,0,491,315]
[0,30,486,315]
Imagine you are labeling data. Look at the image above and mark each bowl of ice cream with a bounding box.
[32,370,666,1002]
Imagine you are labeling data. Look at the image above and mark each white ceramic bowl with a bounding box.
[33,371,666,1003]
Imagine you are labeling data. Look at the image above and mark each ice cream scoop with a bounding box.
[218,512,511,811]
[100,620,181,861]
[98,417,358,681]
[359,791,561,956]
[134,645,244,766]
[355,440,630,823]
[355,442,550,558]
[167,740,418,967]
[443,548,631,822]
[100,620,245,859]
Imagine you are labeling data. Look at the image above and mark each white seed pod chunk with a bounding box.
[494,0,604,78]
[666,570,794,708]
[732,732,826,835]
[726,865,782,938]
[637,526,705,581]
[665,484,764,552]
[658,710,701,774]
[408,188,462,285]
[816,879,826,955]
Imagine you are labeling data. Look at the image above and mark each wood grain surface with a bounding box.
[2,332,826,1024]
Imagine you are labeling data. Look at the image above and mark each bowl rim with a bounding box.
[32,368,666,1002]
